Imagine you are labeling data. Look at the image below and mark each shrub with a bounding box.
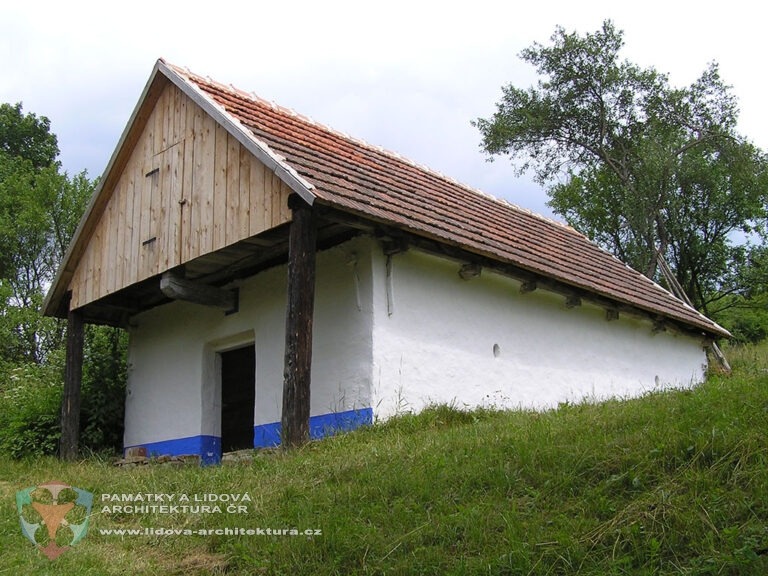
[0,360,62,458]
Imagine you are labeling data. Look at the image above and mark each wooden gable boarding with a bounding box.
[49,61,320,459]
[68,81,293,312]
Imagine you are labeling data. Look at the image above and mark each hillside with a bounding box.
[1,343,766,575]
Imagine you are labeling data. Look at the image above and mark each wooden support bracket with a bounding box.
[160,271,238,313]
[565,295,582,309]
[520,280,537,294]
[458,263,482,280]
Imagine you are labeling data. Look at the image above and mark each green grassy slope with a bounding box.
[1,343,766,575]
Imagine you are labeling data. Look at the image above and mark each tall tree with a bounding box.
[0,103,92,363]
[474,21,768,314]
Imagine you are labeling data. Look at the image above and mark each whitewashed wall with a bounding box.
[123,237,374,461]
[124,235,709,461]
[370,247,708,420]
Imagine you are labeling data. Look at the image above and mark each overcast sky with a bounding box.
[1,1,764,220]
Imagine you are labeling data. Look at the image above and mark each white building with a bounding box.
[45,60,729,464]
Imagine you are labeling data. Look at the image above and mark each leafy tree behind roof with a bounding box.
[474,20,768,316]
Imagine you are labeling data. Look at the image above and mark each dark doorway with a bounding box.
[220,345,255,452]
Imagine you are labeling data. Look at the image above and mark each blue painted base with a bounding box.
[125,435,221,466]
[253,407,373,447]
[124,408,372,465]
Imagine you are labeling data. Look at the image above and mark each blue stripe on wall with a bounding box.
[125,408,373,464]
[125,435,221,466]
[253,407,374,447]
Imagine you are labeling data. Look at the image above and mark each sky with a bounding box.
[1,0,765,220]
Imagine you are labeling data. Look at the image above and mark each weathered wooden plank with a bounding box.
[153,89,166,155]
[225,133,240,246]
[248,154,265,236]
[213,123,228,251]
[281,197,317,448]
[168,141,184,268]
[278,180,292,224]
[91,220,102,304]
[159,148,172,271]
[114,179,126,291]
[60,302,83,461]
[122,164,136,288]
[238,144,251,240]
[188,106,204,260]
[260,156,272,231]
[181,100,195,263]
[270,173,280,228]
[104,186,118,294]
[138,156,154,280]
[197,112,215,257]
[163,86,173,151]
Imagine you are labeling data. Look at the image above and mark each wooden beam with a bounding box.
[60,300,84,461]
[281,196,317,448]
[160,271,238,313]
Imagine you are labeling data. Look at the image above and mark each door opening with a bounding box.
[220,345,255,452]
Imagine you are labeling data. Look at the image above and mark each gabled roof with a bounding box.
[46,59,729,338]
[165,61,727,338]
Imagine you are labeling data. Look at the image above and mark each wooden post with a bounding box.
[281,196,317,448]
[60,300,84,461]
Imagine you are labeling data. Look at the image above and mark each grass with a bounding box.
[1,342,767,574]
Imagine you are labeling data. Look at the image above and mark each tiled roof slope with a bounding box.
[171,64,728,338]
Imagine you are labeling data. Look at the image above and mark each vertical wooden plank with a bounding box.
[280,181,292,222]
[91,224,102,303]
[104,191,117,295]
[124,160,141,285]
[248,155,265,236]
[238,144,251,240]
[269,173,280,228]
[154,88,166,154]
[163,86,173,150]
[225,133,240,246]
[175,85,187,145]
[168,141,184,268]
[114,180,126,291]
[260,157,271,231]
[213,123,228,251]
[138,157,154,280]
[149,159,160,276]
[159,149,172,273]
[95,203,108,298]
[181,101,195,263]
[188,106,202,260]
[200,113,215,256]
[281,197,317,448]
[60,300,84,461]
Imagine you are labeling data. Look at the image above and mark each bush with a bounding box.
[0,325,128,459]
[0,360,62,458]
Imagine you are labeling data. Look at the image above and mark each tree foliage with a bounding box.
[474,21,768,317]
[0,102,126,456]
